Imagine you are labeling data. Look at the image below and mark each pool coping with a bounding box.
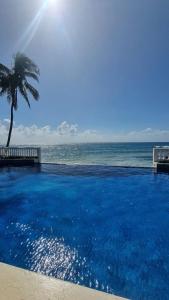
[0,160,154,170]
[0,262,129,300]
[41,162,153,169]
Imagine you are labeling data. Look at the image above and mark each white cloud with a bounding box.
[0,119,169,145]
[0,120,102,145]
[57,121,78,136]
[3,118,10,124]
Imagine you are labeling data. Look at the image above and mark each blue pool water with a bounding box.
[0,164,169,300]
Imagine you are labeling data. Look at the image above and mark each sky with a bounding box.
[0,0,169,144]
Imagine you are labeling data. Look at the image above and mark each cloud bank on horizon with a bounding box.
[1,119,169,145]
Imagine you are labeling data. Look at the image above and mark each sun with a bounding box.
[45,0,63,12]
[47,0,60,5]
[43,0,63,14]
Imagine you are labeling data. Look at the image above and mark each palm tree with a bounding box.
[0,53,40,147]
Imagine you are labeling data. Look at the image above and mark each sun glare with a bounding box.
[45,0,63,13]
[46,0,60,6]
[49,0,56,3]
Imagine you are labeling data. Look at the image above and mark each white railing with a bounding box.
[153,146,169,167]
[0,147,41,163]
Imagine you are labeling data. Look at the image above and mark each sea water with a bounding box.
[40,142,169,167]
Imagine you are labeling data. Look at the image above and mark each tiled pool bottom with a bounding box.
[0,165,169,300]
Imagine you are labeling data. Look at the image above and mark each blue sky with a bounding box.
[0,0,169,143]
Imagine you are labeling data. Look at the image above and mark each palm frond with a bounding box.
[0,64,10,75]
[18,84,30,108]
[14,53,40,76]
[0,88,7,97]
[25,82,39,101]
[24,71,39,82]
[0,76,10,92]
[0,54,40,112]
[7,89,12,104]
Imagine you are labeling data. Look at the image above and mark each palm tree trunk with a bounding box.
[6,102,14,147]
[6,89,17,147]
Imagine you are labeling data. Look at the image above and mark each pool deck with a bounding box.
[0,262,128,300]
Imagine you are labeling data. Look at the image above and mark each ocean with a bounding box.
[41,142,169,167]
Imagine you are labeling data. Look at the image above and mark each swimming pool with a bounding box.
[0,164,169,300]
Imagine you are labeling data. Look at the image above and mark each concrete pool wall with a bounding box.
[0,262,128,300]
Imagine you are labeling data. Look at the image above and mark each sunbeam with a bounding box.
[12,0,74,64]
[14,2,48,52]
